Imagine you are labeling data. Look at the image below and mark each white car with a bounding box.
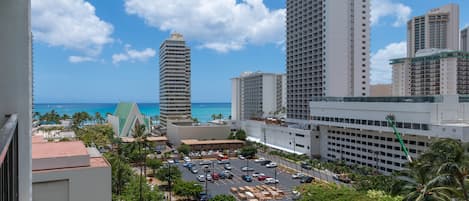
[167,159,175,164]
[206,174,212,181]
[197,175,205,182]
[254,157,266,163]
[238,155,246,160]
[252,172,265,178]
[292,173,305,179]
[266,162,277,168]
[183,156,191,163]
[265,178,279,184]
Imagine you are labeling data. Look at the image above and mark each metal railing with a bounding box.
[0,114,19,201]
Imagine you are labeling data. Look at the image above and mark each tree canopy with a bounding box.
[173,181,203,199]
[209,194,236,201]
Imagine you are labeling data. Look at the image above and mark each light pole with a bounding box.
[168,163,172,201]
[204,165,209,196]
[274,166,278,189]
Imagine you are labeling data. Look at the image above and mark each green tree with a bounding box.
[120,176,164,201]
[61,114,70,120]
[40,110,61,124]
[211,114,217,120]
[155,165,181,184]
[366,190,403,201]
[297,183,372,201]
[72,111,91,128]
[240,145,257,158]
[75,124,114,147]
[177,144,191,155]
[95,112,104,124]
[105,152,133,197]
[209,194,236,201]
[235,129,247,141]
[146,158,162,176]
[173,181,203,199]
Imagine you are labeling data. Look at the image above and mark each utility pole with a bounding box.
[204,166,209,196]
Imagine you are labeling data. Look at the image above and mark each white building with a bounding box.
[407,4,459,57]
[159,33,191,128]
[241,120,320,157]
[286,0,370,123]
[391,49,469,96]
[32,140,111,201]
[0,0,32,199]
[231,72,286,121]
[310,95,469,173]
[166,121,231,146]
[462,27,469,52]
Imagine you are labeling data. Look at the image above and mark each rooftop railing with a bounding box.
[0,114,19,201]
[311,96,444,103]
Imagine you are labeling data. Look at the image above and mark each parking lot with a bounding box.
[177,158,301,200]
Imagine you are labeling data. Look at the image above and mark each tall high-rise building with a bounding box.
[286,0,370,122]
[407,4,459,57]
[391,49,469,96]
[462,27,469,52]
[231,72,286,121]
[159,33,191,128]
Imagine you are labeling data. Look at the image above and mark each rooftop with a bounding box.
[32,141,88,159]
[181,139,245,145]
[310,96,444,103]
[121,136,168,143]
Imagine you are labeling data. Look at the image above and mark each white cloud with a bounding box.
[371,0,411,27]
[68,56,96,63]
[112,45,156,64]
[370,41,407,84]
[32,0,113,56]
[124,0,285,52]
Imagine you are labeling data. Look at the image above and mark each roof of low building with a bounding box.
[32,141,88,159]
[121,136,168,143]
[181,139,245,145]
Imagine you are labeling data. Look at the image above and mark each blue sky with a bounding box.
[32,0,469,103]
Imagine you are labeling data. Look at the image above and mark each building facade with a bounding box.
[407,4,459,57]
[231,72,286,121]
[310,95,469,173]
[32,141,111,201]
[391,50,469,96]
[166,122,231,146]
[107,102,150,137]
[462,27,469,52]
[286,0,370,122]
[159,33,191,128]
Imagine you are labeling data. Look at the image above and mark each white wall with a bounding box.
[241,120,319,156]
[0,0,32,200]
[167,123,231,146]
[231,78,241,121]
[33,165,111,201]
[262,75,277,116]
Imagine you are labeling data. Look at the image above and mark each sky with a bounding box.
[32,0,469,103]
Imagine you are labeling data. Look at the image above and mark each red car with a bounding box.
[257,175,271,181]
[211,173,220,180]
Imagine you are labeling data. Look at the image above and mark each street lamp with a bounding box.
[204,165,209,196]
[274,166,278,189]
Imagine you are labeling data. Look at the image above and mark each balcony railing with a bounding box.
[0,114,19,201]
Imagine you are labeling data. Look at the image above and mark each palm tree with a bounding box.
[95,112,104,124]
[438,161,469,200]
[132,124,149,201]
[211,114,217,120]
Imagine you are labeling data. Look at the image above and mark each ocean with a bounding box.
[34,103,231,123]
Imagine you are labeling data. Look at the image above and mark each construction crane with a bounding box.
[385,114,413,163]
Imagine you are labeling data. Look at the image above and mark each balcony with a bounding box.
[0,114,18,201]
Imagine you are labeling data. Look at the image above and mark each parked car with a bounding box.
[199,160,211,165]
[241,166,254,172]
[173,159,179,163]
[292,173,305,179]
[186,163,195,169]
[217,160,230,164]
[211,173,220,180]
[221,170,233,179]
[301,162,312,170]
[254,157,266,163]
[257,175,271,181]
[224,164,232,170]
[206,174,212,181]
[183,156,191,163]
[238,155,246,160]
[259,160,272,166]
[300,176,314,183]
[242,175,253,182]
[197,175,205,182]
[167,159,175,164]
[199,192,211,201]
[252,172,265,178]
[266,162,278,168]
[265,178,279,184]
[191,168,199,174]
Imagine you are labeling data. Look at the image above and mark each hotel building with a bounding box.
[462,27,469,52]
[407,4,459,57]
[310,95,469,173]
[231,72,286,121]
[391,49,469,96]
[286,0,370,123]
[159,33,192,128]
